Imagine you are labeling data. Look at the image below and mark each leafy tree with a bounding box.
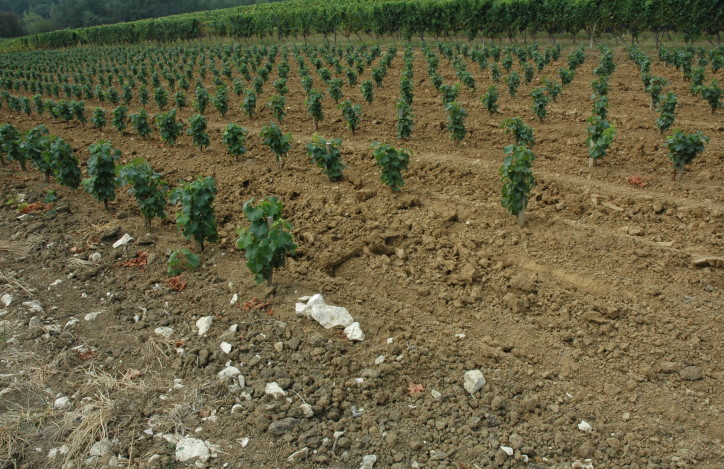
[213,84,229,116]
[340,100,362,135]
[112,105,128,135]
[586,116,617,167]
[242,89,257,118]
[361,79,374,104]
[173,90,187,109]
[501,117,535,147]
[45,136,81,192]
[646,76,668,109]
[20,125,51,180]
[268,94,286,123]
[187,114,210,151]
[506,71,520,97]
[153,86,168,110]
[396,99,414,140]
[440,82,460,105]
[306,134,344,181]
[91,107,107,129]
[0,124,23,169]
[129,109,152,139]
[559,67,575,86]
[371,142,410,192]
[328,78,344,103]
[698,79,721,113]
[155,109,184,145]
[169,176,218,251]
[236,197,297,286]
[306,90,324,131]
[222,123,248,161]
[71,100,86,126]
[500,144,535,226]
[531,87,549,122]
[665,130,709,182]
[83,140,120,209]
[260,122,292,169]
[117,159,167,227]
[481,85,500,114]
[445,101,467,144]
[194,84,209,114]
[656,92,677,134]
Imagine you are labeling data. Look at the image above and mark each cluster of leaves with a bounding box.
[222,123,248,160]
[586,115,617,164]
[481,85,499,114]
[340,100,362,135]
[117,158,168,227]
[501,117,534,147]
[306,134,344,183]
[371,142,410,192]
[83,140,120,209]
[530,87,549,121]
[169,176,218,251]
[444,101,467,144]
[396,99,414,140]
[186,114,210,151]
[664,130,709,180]
[500,145,535,224]
[260,122,292,168]
[167,248,201,277]
[155,109,184,145]
[236,197,297,285]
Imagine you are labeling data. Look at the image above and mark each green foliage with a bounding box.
[665,130,709,176]
[301,74,313,95]
[371,142,410,192]
[0,124,23,169]
[187,114,210,150]
[213,84,229,116]
[242,89,256,118]
[236,197,297,285]
[71,100,86,125]
[531,87,549,121]
[481,85,499,114]
[129,109,152,138]
[501,117,535,148]
[306,134,344,182]
[698,79,721,113]
[500,144,535,220]
[340,99,362,135]
[273,78,288,96]
[91,107,106,129]
[45,136,81,191]
[169,176,218,251]
[646,76,668,109]
[559,67,575,86]
[55,100,73,123]
[173,90,187,109]
[222,123,248,160]
[194,84,209,114]
[656,92,677,134]
[591,93,608,120]
[259,122,292,167]
[490,64,501,83]
[543,77,562,101]
[306,90,324,131]
[328,78,344,103]
[155,108,184,145]
[586,116,617,162]
[117,158,167,227]
[83,140,120,209]
[167,248,201,277]
[567,47,586,70]
[112,105,128,134]
[396,99,414,140]
[444,101,467,143]
[361,80,374,104]
[268,94,286,123]
[591,76,609,96]
[153,86,168,110]
[440,82,460,105]
[20,125,50,178]
[505,71,520,97]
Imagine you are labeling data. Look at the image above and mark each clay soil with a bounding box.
[0,45,722,469]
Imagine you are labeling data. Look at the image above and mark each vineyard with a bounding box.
[0,37,722,469]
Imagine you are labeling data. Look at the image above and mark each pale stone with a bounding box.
[344,322,365,341]
[196,316,213,336]
[174,437,209,463]
[265,382,286,398]
[463,370,486,394]
[154,327,174,338]
[218,366,241,379]
[310,304,354,329]
[112,234,133,248]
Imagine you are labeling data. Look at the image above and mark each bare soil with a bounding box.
[0,46,722,469]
